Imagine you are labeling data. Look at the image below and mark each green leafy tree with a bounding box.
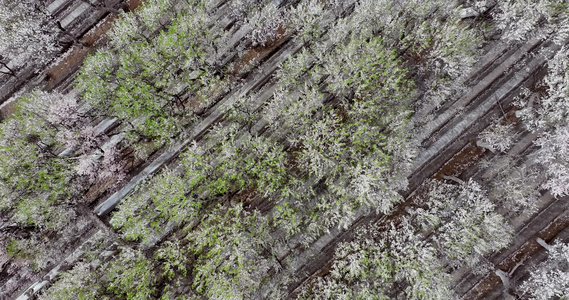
[107,248,156,300]
[186,204,277,299]
[0,93,75,229]
[76,0,224,146]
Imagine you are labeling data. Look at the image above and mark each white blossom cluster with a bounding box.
[519,241,569,299]
[0,0,58,69]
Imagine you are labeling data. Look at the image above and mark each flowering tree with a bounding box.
[516,48,569,131]
[0,0,59,74]
[0,93,75,229]
[477,122,519,153]
[533,126,569,197]
[415,179,513,271]
[13,90,126,188]
[229,0,287,47]
[38,261,103,300]
[492,0,568,43]
[298,222,454,299]
[273,38,414,236]
[289,0,326,42]
[518,239,569,299]
[29,0,516,299]
[487,160,542,215]
[298,179,512,298]
[0,89,126,296]
[513,43,569,199]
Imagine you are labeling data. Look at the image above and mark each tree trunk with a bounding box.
[0,61,18,77]
[536,237,553,252]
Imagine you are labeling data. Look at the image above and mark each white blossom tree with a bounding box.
[487,160,542,215]
[14,90,126,189]
[415,179,513,270]
[492,0,568,43]
[38,261,103,300]
[512,39,569,200]
[0,93,76,229]
[516,47,569,131]
[534,125,569,197]
[518,239,569,299]
[0,0,59,75]
[477,122,519,153]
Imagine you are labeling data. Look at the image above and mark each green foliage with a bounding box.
[151,168,198,223]
[180,140,213,192]
[107,248,156,300]
[76,0,223,145]
[227,134,290,197]
[325,36,410,99]
[156,240,189,280]
[5,236,57,272]
[185,204,276,299]
[5,238,30,259]
[51,0,495,299]
[273,202,302,237]
[550,2,569,16]
[12,197,73,230]
[0,93,74,229]
[180,126,294,199]
[298,223,454,300]
[111,143,207,242]
[75,49,118,110]
[109,190,157,241]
